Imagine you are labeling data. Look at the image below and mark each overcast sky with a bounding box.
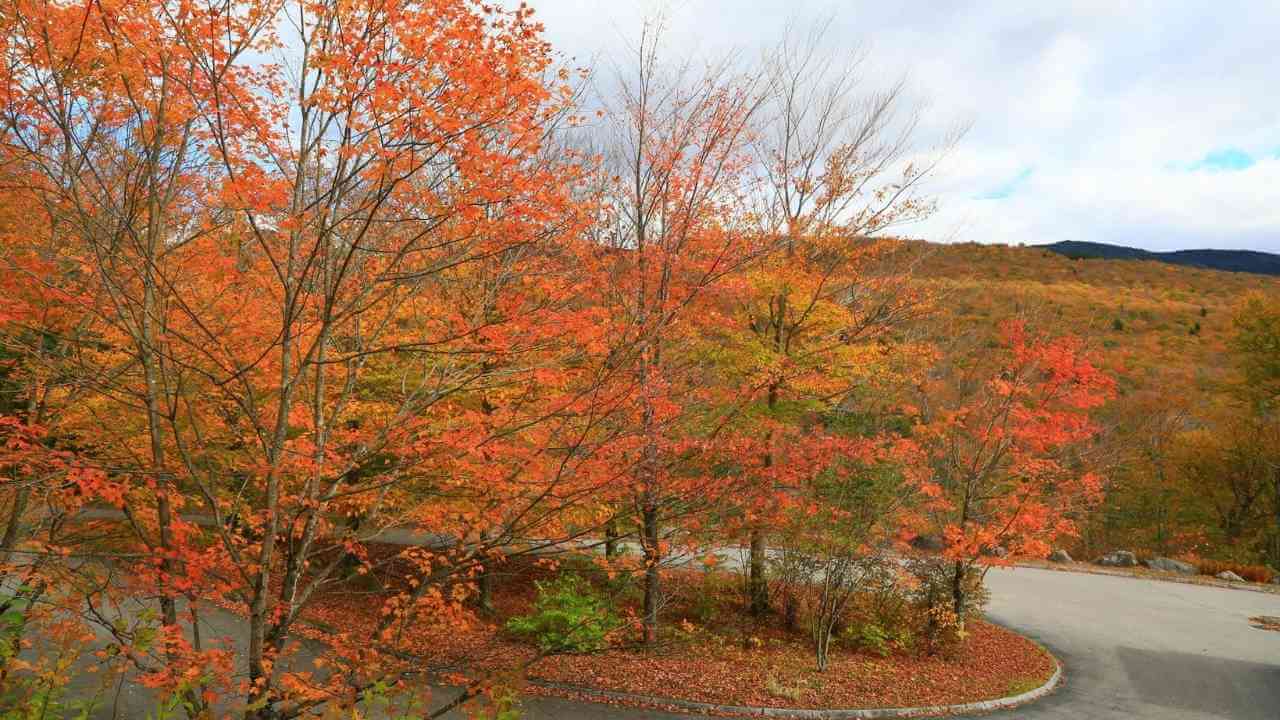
[524,1,1280,253]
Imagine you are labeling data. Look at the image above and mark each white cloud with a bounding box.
[524,0,1280,253]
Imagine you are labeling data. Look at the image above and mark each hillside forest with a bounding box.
[0,1,1276,718]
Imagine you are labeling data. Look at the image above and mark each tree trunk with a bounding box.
[605,516,619,559]
[815,626,831,672]
[951,559,966,629]
[748,528,769,615]
[476,546,495,615]
[641,506,660,646]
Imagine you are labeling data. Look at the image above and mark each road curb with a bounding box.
[528,654,1063,719]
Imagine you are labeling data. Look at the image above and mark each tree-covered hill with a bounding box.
[1041,240,1280,276]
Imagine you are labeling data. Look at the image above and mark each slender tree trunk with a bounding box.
[476,532,495,614]
[782,588,797,631]
[641,505,660,646]
[605,516,619,558]
[951,559,966,629]
[748,528,768,615]
[476,559,495,615]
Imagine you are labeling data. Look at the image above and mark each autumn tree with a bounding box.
[734,19,944,614]
[1226,291,1280,565]
[1234,291,1280,407]
[1176,416,1276,556]
[0,114,139,714]
[587,19,765,646]
[914,320,1114,625]
[0,0,612,716]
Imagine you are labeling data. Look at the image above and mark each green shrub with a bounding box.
[847,622,891,657]
[505,576,619,653]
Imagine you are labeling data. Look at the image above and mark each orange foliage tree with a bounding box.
[585,20,767,646]
[728,20,943,614]
[0,0,619,715]
[913,320,1115,624]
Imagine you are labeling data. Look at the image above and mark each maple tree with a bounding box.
[0,0,620,715]
[585,20,766,646]
[913,320,1115,624]
[730,20,942,614]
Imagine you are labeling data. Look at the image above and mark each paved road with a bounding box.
[502,567,1280,720]
[56,565,1280,719]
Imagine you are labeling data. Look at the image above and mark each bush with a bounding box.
[904,558,988,654]
[1195,560,1274,584]
[846,621,891,657]
[505,576,620,653]
[859,561,914,632]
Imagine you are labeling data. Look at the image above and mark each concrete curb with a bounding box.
[529,655,1062,719]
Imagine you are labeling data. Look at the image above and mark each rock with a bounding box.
[1271,576,1280,585]
[1216,570,1245,582]
[982,545,1009,558]
[1144,556,1196,575]
[911,534,945,552]
[1096,550,1138,567]
[1048,549,1073,563]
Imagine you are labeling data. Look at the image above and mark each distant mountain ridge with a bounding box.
[1040,240,1280,276]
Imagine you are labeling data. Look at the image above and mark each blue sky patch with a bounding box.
[976,166,1034,200]
[1191,148,1255,172]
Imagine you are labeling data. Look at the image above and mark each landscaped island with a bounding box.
[277,552,1057,716]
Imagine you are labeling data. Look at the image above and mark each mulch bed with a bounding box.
[525,620,1053,711]
[286,554,1057,714]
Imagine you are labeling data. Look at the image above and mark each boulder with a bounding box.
[1216,570,1245,583]
[982,545,1009,558]
[1048,549,1073,563]
[1271,576,1280,585]
[1096,550,1138,567]
[911,534,945,552]
[1144,557,1196,575]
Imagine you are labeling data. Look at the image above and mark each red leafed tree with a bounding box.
[914,320,1115,624]
[586,19,765,646]
[0,150,142,708]
[0,0,609,716]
